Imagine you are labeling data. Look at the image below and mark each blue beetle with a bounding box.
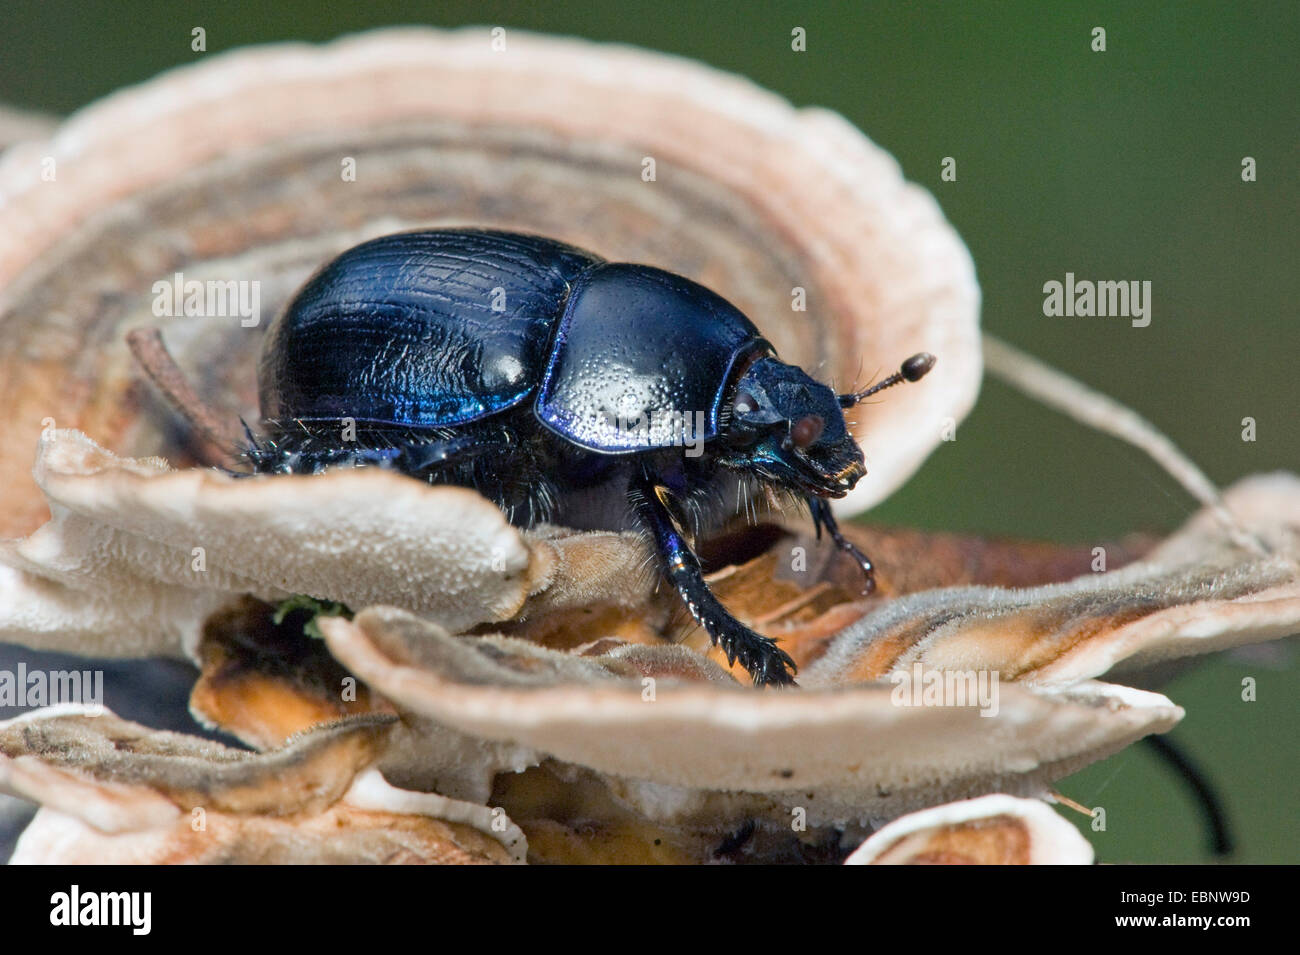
[246,230,934,686]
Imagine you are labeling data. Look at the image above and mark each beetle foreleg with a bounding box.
[808,497,876,595]
[632,474,797,687]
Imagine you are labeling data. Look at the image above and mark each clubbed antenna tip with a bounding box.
[839,352,937,407]
[901,352,936,382]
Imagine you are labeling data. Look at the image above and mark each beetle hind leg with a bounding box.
[632,475,797,687]
[808,496,876,595]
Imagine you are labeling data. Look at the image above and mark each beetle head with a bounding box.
[723,357,865,498]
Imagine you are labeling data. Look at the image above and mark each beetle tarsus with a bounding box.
[809,497,876,595]
[709,618,796,688]
[634,475,797,687]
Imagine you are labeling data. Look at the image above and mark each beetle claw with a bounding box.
[716,622,797,688]
[700,613,797,687]
[809,496,878,596]
[841,538,876,596]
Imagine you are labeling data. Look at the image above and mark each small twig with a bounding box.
[126,327,244,462]
[1047,790,1095,819]
[982,333,1268,556]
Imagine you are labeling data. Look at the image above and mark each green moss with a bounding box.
[271,594,353,640]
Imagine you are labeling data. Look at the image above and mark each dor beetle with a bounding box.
[246,229,934,686]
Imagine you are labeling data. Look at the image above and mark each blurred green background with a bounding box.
[1,1,1295,862]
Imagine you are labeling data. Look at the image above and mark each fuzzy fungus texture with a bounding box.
[0,430,549,657]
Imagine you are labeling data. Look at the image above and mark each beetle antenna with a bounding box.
[838,352,936,407]
[126,327,245,463]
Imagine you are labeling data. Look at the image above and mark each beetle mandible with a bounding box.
[247,229,934,686]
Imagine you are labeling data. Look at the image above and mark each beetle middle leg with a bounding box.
[808,496,875,595]
[253,429,487,476]
[631,472,797,687]
[401,425,556,527]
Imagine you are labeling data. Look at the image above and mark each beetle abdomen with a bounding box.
[259,230,601,427]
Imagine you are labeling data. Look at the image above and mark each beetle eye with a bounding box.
[732,390,757,416]
[791,414,825,449]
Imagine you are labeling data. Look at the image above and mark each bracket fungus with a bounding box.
[0,29,1294,864]
[0,707,524,864]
